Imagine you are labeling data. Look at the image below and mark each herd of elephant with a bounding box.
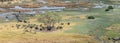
[15,20,70,34]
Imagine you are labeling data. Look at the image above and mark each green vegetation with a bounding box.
[106,30,120,38]
[38,12,61,25]
[0,0,120,43]
[40,8,120,38]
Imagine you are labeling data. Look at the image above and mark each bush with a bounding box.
[87,16,95,19]
[105,9,110,12]
[108,6,114,9]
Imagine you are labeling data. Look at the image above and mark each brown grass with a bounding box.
[79,15,87,20]
[0,30,98,43]
[0,16,98,43]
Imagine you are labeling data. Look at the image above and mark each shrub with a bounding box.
[87,16,95,19]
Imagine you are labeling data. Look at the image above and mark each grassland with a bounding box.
[0,8,120,43]
[0,22,98,43]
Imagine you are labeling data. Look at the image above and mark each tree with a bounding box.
[108,6,114,9]
[38,12,61,27]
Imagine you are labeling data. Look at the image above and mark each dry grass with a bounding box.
[0,16,99,43]
[62,16,72,20]
[62,15,87,20]
[79,15,87,20]
[0,22,98,43]
[106,24,120,31]
[0,30,98,43]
